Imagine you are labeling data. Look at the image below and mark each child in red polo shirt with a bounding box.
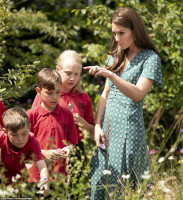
[0,100,6,127]
[0,107,49,194]
[27,68,78,182]
[32,50,95,145]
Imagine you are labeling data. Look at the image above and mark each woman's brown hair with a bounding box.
[107,7,160,72]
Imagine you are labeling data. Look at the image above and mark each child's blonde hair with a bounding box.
[37,68,62,90]
[57,50,82,93]
[2,107,30,133]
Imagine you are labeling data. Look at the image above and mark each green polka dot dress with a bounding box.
[88,49,163,199]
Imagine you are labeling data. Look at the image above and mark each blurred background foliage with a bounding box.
[0,0,183,153]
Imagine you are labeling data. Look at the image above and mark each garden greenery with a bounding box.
[0,0,183,199]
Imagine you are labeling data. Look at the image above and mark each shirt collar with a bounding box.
[5,134,29,155]
[38,103,60,116]
[61,90,78,97]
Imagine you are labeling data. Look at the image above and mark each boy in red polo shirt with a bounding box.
[0,107,49,194]
[27,68,78,182]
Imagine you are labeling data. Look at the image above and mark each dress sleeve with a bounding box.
[141,52,163,87]
[105,56,114,87]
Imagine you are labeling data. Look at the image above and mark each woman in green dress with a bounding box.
[84,7,163,199]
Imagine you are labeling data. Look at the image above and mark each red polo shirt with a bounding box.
[0,131,43,184]
[0,101,5,127]
[32,91,95,140]
[27,104,78,181]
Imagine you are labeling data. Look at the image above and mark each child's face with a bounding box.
[58,61,82,92]
[6,125,30,149]
[37,82,61,112]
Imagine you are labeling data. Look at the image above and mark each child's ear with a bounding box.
[2,128,7,135]
[56,66,60,71]
[36,87,41,94]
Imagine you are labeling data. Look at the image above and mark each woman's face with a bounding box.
[112,23,135,50]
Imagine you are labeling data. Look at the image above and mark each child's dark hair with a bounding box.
[2,107,30,132]
[37,68,62,90]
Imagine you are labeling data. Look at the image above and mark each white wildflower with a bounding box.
[158,180,165,186]
[163,172,168,176]
[168,156,174,160]
[25,163,32,169]
[122,174,130,179]
[162,187,173,193]
[15,174,21,179]
[147,191,153,196]
[0,189,9,197]
[158,180,173,194]
[103,170,111,175]
[21,183,26,188]
[137,189,141,194]
[14,188,19,194]
[158,157,165,163]
[7,187,14,194]
[11,176,17,183]
[141,170,152,180]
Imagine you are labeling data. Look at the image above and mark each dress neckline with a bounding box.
[119,49,145,76]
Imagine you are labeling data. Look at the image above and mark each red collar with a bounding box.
[37,103,60,116]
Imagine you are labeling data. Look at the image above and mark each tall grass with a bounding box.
[0,114,183,199]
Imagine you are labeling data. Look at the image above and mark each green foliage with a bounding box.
[0,0,12,68]
[0,62,37,105]
[0,0,37,104]
[0,0,183,197]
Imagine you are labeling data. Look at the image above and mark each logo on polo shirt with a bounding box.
[78,103,85,113]
[62,123,67,131]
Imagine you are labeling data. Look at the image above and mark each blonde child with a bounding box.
[32,50,95,146]
[0,107,49,196]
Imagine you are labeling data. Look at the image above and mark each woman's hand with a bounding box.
[84,66,112,78]
[95,124,108,150]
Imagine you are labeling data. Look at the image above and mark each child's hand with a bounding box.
[38,178,49,197]
[73,113,86,126]
[42,149,60,161]
[60,147,71,158]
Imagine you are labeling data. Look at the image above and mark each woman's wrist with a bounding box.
[95,123,101,127]
[107,70,113,79]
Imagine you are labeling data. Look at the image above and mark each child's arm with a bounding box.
[36,160,49,196]
[41,149,61,161]
[73,113,94,138]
